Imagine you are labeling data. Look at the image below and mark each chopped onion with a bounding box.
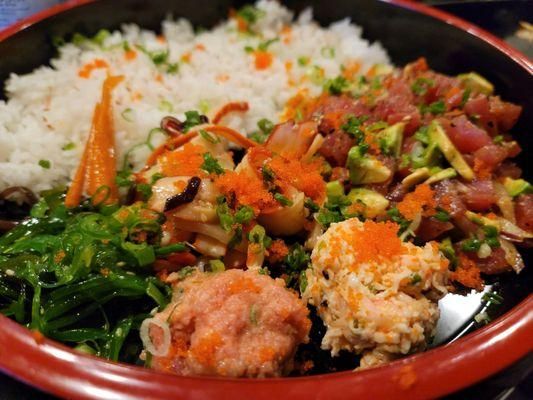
[246,244,265,270]
[500,239,525,274]
[302,134,325,161]
[400,212,422,241]
[193,233,227,258]
[305,222,324,250]
[499,218,533,242]
[494,183,516,223]
[477,243,492,259]
[140,318,171,357]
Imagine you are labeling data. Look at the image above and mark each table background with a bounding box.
[0,1,531,399]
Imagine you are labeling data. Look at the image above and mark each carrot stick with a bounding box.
[86,75,123,204]
[64,134,90,207]
[65,75,123,207]
[212,101,249,124]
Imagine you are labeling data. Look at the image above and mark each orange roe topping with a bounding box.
[281,89,315,122]
[473,158,492,180]
[32,330,45,344]
[280,25,292,44]
[124,49,137,60]
[267,239,289,264]
[397,184,436,220]
[450,254,484,290]
[284,61,293,72]
[444,86,462,102]
[191,332,222,366]
[227,276,261,294]
[216,74,229,83]
[158,143,206,177]
[341,60,361,80]
[54,250,66,263]
[130,91,143,101]
[253,51,273,70]
[181,52,191,63]
[235,15,249,33]
[346,220,406,266]
[439,194,453,213]
[78,58,109,78]
[215,170,277,214]
[301,360,314,373]
[195,44,206,51]
[173,180,187,192]
[258,346,276,363]
[268,155,325,202]
[156,35,166,43]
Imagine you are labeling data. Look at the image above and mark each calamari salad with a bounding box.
[0,11,530,378]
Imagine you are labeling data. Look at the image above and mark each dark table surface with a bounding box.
[0,1,532,399]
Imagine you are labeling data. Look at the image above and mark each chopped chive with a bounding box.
[38,159,51,169]
[274,193,293,207]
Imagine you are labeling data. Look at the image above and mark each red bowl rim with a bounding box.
[0,1,532,399]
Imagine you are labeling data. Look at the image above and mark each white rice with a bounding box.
[0,0,389,192]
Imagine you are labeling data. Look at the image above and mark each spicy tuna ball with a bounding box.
[302,219,449,368]
[142,268,311,377]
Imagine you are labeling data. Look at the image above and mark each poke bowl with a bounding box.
[0,0,531,399]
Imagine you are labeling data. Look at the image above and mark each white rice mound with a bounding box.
[0,0,389,192]
[302,218,449,368]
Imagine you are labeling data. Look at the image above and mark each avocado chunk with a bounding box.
[458,72,494,95]
[326,180,345,201]
[377,122,404,157]
[402,167,431,188]
[439,237,457,267]
[424,167,457,185]
[465,211,501,230]
[428,120,474,181]
[372,63,394,76]
[347,188,389,218]
[346,146,392,184]
[503,177,533,197]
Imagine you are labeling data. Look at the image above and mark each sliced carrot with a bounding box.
[64,134,89,207]
[65,75,123,207]
[124,49,137,60]
[253,51,273,70]
[212,102,249,124]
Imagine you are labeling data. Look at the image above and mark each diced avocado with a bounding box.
[411,141,441,169]
[465,211,501,230]
[402,167,430,188]
[377,122,404,157]
[326,180,345,201]
[439,237,457,267]
[347,188,389,218]
[457,72,494,95]
[346,146,392,184]
[424,167,457,185]
[503,177,533,197]
[428,120,474,181]
[373,63,394,76]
